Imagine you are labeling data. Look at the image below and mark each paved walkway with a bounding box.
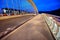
[1,14,54,40]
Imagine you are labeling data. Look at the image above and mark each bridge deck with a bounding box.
[1,14,54,40]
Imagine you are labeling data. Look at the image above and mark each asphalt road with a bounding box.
[0,15,35,33]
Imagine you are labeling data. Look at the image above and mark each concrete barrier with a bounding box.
[42,14,60,40]
[56,27,60,40]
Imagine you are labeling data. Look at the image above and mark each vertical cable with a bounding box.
[12,0,14,15]
[18,0,20,14]
[6,0,10,16]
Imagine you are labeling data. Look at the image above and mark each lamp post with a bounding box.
[28,0,38,15]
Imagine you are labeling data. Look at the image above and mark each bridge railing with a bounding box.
[42,14,60,40]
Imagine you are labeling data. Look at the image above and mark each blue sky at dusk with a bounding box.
[0,0,60,12]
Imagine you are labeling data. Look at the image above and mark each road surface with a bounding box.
[0,15,35,36]
[1,14,55,40]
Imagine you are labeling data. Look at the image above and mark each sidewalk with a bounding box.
[0,14,35,20]
[0,15,23,20]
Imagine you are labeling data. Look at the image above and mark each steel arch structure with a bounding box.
[28,0,38,13]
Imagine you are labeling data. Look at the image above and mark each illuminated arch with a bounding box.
[28,0,38,13]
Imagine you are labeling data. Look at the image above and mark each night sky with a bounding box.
[0,0,60,12]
